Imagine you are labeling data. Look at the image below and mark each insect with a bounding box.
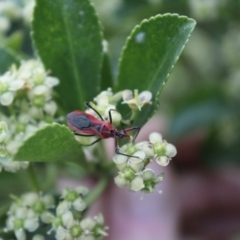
[66,102,140,157]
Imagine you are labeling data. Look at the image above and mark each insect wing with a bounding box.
[67,111,102,136]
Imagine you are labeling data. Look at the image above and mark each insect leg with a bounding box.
[108,109,118,124]
[73,132,102,146]
[85,102,104,121]
[74,132,95,137]
[124,126,140,142]
[114,137,139,158]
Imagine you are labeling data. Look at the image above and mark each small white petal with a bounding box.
[128,157,144,172]
[6,140,21,155]
[62,211,74,228]
[165,143,177,158]
[0,131,7,142]
[56,201,69,215]
[32,85,48,95]
[139,91,152,102]
[155,156,170,166]
[55,226,71,240]
[114,175,128,188]
[80,217,96,230]
[149,132,163,144]
[122,89,133,102]
[3,160,20,172]
[112,154,128,171]
[24,218,39,232]
[42,194,55,207]
[9,79,24,91]
[142,169,155,180]
[15,229,26,240]
[135,141,154,157]
[132,150,146,160]
[40,211,53,224]
[75,186,89,195]
[45,76,59,87]
[94,214,104,224]
[0,92,14,106]
[32,234,45,240]
[73,198,86,212]
[44,101,57,115]
[21,192,39,206]
[130,176,144,191]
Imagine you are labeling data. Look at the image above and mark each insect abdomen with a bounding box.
[67,113,92,130]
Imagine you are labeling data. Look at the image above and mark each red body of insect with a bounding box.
[66,102,140,157]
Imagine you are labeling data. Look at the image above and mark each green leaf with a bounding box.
[115,14,196,127]
[32,0,103,111]
[100,53,113,91]
[13,123,84,162]
[0,47,20,74]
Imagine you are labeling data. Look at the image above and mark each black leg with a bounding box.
[73,132,102,146]
[85,102,104,121]
[124,126,140,142]
[74,132,95,137]
[115,148,139,158]
[108,109,118,124]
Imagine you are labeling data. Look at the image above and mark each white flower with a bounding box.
[0,72,24,106]
[130,176,144,192]
[21,192,54,223]
[149,132,177,167]
[5,207,39,240]
[122,89,152,110]
[61,186,88,212]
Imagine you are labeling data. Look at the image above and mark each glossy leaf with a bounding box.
[100,53,113,90]
[13,123,84,162]
[115,14,196,127]
[32,0,103,111]
[0,47,20,74]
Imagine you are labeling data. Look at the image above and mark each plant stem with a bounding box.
[84,177,109,207]
[27,164,41,192]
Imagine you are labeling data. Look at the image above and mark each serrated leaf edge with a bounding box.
[115,13,196,122]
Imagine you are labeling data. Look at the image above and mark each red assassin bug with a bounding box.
[66,102,140,157]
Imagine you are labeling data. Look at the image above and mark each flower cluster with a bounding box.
[5,186,108,240]
[0,60,59,172]
[0,0,34,34]
[113,132,177,192]
[86,88,152,126]
[5,192,54,240]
